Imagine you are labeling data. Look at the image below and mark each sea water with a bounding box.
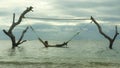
[0,40,120,68]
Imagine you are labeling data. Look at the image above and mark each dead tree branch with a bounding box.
[91,16,119,49]
[3,6,33,49]
[16,26,29,45]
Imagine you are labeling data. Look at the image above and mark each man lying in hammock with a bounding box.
[44,41,68,47]
[30,26,80,48]
[38,38,68,48]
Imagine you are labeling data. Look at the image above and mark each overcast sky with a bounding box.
[0,0,120,40]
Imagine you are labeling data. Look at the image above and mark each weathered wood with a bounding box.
[16,26,29,46]
[91,16,119,49]
[3,6,33,49]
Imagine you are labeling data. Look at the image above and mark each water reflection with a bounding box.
[7,46,25,56]
[8,48,16,56]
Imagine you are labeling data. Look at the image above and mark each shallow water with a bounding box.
[0,40,120,68]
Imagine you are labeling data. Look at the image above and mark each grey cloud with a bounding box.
[0,0,120,40]
[98,17,120,23]
[51,0,120,23]
[0,11,9,16]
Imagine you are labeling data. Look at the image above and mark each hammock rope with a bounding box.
[29,26,44,43]
[66,32,80,43]
[23,16,92,47]
[29,25,80,44]
[24,17,90,21]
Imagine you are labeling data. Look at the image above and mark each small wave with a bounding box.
[89,61,120,66]
[0,61,120,68]
[0,61,53,65]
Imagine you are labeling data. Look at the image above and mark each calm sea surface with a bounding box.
[0,40,120,68]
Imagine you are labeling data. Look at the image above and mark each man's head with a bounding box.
[45,41,48,45]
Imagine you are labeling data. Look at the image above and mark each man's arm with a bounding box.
[38,38,48,47]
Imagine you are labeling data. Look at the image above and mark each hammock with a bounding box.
[29,26,80,47]
[23,16,91,47]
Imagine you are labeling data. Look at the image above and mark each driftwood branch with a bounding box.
[91,16,119,49]
[19,40,27,44]
[17,6,33,24]
[113,26,119,41]
[16,26,29,45]
[13,13,15,23]
[8,6,33,33]
[91,16,112,40]
[3,6,33,49]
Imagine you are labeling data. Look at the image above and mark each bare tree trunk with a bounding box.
[91,16,119,49]
[3,6,33,49]
[109,40,113,49]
